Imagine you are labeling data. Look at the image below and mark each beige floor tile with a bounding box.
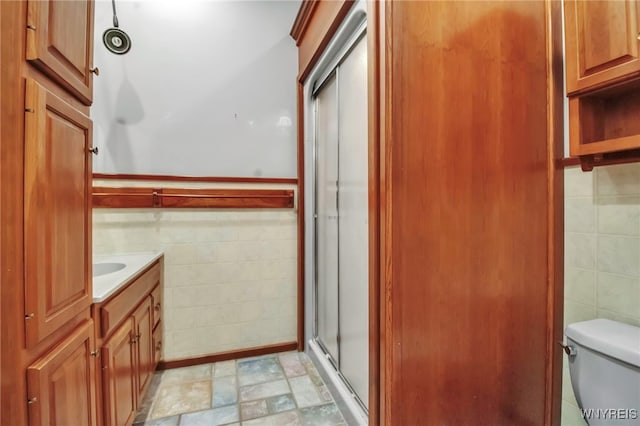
[149,380,212,419]
[161,365,212,385]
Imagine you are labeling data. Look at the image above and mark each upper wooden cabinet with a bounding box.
[27,320,97,426]
[26,0,95,105]
[564,0,640,164]
[565,0,640,95]
[24,78,93,347]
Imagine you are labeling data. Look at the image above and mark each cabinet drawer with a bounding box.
[151,284,161,329]
[153,323,162,366]
[100,262,160,338]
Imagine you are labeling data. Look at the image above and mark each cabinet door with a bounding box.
[24,78,92,348]
[565,0,640,94]
[153,324,162,367]
[133,297,154,398]
[26,0,95,104]
[102,318,137,426]
[27,320,97,426]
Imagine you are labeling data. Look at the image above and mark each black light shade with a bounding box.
[103,28,131,55]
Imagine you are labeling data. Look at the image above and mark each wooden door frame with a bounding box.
[544,0,565,424]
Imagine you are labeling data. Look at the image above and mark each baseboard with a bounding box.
[156,341,299,370]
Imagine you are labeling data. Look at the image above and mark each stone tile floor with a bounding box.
[134,351,349,426]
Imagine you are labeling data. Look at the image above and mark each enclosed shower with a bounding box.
[304,2,369,421]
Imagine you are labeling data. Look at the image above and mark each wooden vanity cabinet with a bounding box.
[94,259,163,426]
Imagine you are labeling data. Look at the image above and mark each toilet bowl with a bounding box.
[565,319,640,425]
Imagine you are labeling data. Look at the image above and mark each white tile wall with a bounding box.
[562,164,640,426]
[93,180,298,360]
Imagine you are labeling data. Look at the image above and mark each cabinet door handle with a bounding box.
[155,303,161,311]
[90,350,100,358]
[90,67,100,76]
[89,146,99,155]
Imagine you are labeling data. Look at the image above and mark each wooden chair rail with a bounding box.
[93,187,295,209]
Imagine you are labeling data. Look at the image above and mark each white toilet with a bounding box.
[565,319,640,425]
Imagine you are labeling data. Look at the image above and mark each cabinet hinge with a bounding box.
[24,313,35,320]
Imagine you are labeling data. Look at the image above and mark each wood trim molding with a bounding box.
[560,151,640,170]
[560,157,581,167]
[296,83,306,352]
[544,1,565,424]
[575,150,640,171]
[156,342,299,370]
[93,173,297,185]
[367,1,382,424]
[295,0,355,83]
[290,0,319,45]
[93,187,295,209]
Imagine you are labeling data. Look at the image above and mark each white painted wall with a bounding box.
[92,0,300,177]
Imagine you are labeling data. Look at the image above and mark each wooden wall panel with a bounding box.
[381,2,561,425]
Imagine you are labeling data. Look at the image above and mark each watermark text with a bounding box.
[580,408,638,421]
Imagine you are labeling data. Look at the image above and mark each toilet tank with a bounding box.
[565,319,640,426]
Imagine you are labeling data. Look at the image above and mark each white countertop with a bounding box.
[92,251,164,303]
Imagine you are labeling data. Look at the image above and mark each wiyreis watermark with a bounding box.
[580,408,639,421]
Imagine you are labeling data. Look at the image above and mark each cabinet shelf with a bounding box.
[570,82,640,157]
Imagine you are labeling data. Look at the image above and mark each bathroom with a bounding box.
[1,0,639,425]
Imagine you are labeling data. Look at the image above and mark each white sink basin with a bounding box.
[93,262,126,277]
[92,252,163,302]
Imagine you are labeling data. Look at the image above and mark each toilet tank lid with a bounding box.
[565,319,640,368]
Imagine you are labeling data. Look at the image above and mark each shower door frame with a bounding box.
[302,0,370,424]
[311,20,369,406]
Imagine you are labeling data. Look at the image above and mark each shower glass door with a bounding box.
[315,74,340,364]
[313,33,368,410]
